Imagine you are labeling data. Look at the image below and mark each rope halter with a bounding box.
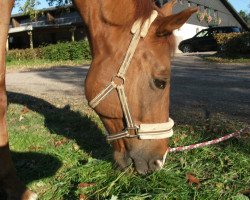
[89,10,174,141]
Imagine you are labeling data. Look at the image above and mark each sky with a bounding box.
[12,0,250,14]
[228,0,250,13]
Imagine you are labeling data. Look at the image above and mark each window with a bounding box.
[196,30,209,37]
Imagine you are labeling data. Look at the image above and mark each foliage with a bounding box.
[15,0,72,20]
[41,41,91,61]
[46,0,72,6]
[239,10,250,24]
[7,48,42,61]
[7,40,91,62]
[6,59,87,71]
[17,0,40,21]
[214,32,250,54]
[215,33,242,46]
[15,0,72,12]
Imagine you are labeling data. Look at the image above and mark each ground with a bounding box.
[3,53,250,199]
[171,53,249,124]
[7,53,250,123]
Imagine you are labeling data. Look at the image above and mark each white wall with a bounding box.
[174,23,207,53]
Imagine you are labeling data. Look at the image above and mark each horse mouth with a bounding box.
[132,157,165,175]
[114,150,168,175]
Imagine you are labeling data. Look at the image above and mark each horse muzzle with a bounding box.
[130,148,169,175]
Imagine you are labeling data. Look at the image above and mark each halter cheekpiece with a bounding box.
[89,10,174,141]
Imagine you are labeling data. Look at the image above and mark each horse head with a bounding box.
[74,0,197,174]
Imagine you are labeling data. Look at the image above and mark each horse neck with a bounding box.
[74,0,132,100]
[75,0,131,58]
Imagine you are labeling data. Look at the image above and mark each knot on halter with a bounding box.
[88,10,175,141]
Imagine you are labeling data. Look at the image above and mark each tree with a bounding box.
[19,0,39,13]
[15,0,71,20]
[47,0,72,6]
[16,0,40,20]
[239,10,250,24]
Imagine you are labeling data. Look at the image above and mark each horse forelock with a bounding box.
[133,1,176,55]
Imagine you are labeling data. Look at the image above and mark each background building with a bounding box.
[157,0,249,52]
[8,1,249,51]
[8,5,86,50]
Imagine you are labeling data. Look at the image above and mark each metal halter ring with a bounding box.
[111,75,125,86]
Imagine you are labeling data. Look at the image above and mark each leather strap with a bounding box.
[89,81,116,108]
[117,85,136,129]
[107,119,174,141]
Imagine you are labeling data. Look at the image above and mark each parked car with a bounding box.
[178,26,241,53]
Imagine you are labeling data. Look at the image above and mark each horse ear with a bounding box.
[101,0,135,25]
[156,7,198,36]
[160,0,177,16]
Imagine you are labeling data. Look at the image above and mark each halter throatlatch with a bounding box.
[89,10,174,141]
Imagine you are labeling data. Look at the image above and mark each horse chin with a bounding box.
[113,150,133,170]
[128,146,168,175]
[131,155,165,175]
[114,149,167,175]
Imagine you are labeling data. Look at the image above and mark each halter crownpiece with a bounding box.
[89,10,175,141]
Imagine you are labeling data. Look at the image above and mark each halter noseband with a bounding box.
[89,10,174,141]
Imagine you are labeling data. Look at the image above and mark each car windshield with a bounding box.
[195,30,209,37]
[231,27,240,32]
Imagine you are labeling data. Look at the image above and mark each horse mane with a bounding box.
[100,0,155,26]
[133,0,155,22]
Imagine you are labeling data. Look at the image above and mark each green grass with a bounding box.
[7,93,250,200]
[203,53,250,64]
[6,59,90,71]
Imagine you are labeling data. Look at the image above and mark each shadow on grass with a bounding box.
[5,91,113,199]
[0,151,62,200]
[12,151,62,185]
[7,91,112,161]
[2,91,112,200]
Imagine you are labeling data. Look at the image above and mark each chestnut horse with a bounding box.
[0,0,197,199]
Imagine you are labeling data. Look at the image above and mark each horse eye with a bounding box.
[153,79,167,89]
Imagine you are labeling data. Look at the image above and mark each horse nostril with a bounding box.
[149,159,164,171]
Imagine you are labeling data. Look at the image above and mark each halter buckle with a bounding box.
[126,125,139,135]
